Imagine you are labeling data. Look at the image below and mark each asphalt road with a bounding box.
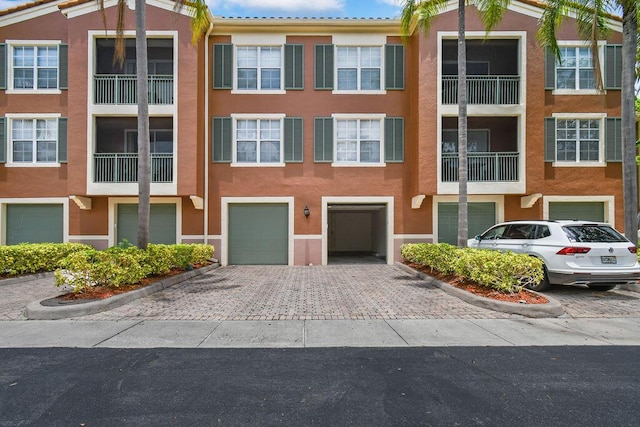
[1,347,639,426]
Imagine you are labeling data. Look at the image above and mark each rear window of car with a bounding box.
[562,225,628,243]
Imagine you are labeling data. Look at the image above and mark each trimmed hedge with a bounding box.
[0,243,91,276]
[401,243,544,293]
[55,244,215,293]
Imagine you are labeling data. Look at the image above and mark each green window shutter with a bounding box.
[212,117,232,162]
[285,44,304,90]
[213,44,233,89]
[0,117,5,163]
[284,117,303,162]
[57,117,67,163]
[385,44,404,90]
[544,117,556,162]
[384,117,404,162]
[314,44,334,90]
[605,44,622,90]
[605,117,622,162]
[545,48,555,90]
[58,44,68,90]
[0,44,6,90]
[314,117,333,162]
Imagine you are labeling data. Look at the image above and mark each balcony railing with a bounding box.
[442,152,519,182]
[94,153,173,183]
[94,75,173,105]
[442,76,520,105]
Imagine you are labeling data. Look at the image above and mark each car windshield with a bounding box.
[563,225,628,243]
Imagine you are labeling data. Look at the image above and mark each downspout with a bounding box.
[204,20,214,247]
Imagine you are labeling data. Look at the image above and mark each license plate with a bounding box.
[601,256,617,264]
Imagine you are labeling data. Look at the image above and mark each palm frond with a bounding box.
[476,0,511,33]
[400,0,452,37]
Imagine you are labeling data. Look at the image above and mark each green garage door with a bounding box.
[6,204,63,245]
[228,203,288,265]
[438,202,496,245]
[117,204,176,246]
[549,202,605,222]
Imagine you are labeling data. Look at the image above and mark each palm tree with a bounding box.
[96,0,209,249]
[401,0,511,247]
[538,1,638,244]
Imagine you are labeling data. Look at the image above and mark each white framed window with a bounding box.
[334,116,383,165]
[555,118,600,163]
[336,46,382,92]
[232,115,284,166]
[9,117,58,165]
[556,46,595,90]
[235,46,282,91]
[7,42,61,92]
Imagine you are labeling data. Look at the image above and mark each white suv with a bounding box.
[468,220,640,291]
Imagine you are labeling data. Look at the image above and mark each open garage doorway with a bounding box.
[326,203,388,264]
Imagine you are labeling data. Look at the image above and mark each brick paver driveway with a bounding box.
[2,264,640,321]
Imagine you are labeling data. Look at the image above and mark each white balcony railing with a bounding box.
[94,153,173,183]
[94,75,173,105]
[442,152,519,182]
[442,76,520,105]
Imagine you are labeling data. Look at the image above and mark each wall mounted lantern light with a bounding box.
[304,205,310,218]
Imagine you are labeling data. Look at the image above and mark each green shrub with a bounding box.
[0,243,91,276]
[55,248,148,293]
[400,243,544,294]
[55,243,215,293]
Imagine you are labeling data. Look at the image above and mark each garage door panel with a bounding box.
[549,202,605,222]
[438,202,496,245]
[6,204,63,245]
[229,204,288,265]
[117,204,176,246]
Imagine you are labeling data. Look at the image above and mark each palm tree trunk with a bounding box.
[457,0,469,248]
[622,3,638,244]
[135,0,150,249]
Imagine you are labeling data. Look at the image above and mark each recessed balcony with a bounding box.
[440,116,520,183]
[93,38,174,105]
[441,39,520,105]
[93,117,174,185]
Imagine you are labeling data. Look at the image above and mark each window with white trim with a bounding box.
[556,118,600,162]
[335,118,382,163]
[235,118,282,164]
[12,45,58,90]
[336,46,381,91]
[236,46,282,90]
[556,47,595,90]
[10,118,58,163]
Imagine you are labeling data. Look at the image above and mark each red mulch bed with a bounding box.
[57,263,210,301]
[406,262,549,305]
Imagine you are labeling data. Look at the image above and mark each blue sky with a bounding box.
[0,0,405,18]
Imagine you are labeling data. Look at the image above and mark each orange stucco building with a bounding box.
[0,0,627,265]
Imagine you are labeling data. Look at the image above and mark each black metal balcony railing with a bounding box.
[94,153,173,183]
[94,75,173,104]
[442,76,520,105]
[442,152,519,182]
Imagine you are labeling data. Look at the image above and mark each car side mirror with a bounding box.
[474,235,482,241]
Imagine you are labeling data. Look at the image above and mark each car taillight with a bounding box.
[556,247,591,255]
[629,246,638,254]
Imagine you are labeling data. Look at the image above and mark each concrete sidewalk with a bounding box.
[1,317,639,348]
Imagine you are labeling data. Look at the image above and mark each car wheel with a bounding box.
[587,284,617,291]
[526,265,551,292]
